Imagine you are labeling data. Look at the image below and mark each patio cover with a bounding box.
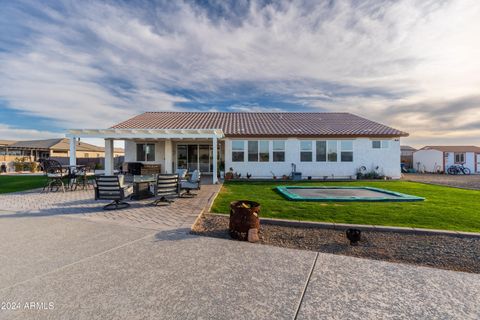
[66,128,224,183]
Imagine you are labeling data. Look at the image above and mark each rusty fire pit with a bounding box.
[229,200,260,242]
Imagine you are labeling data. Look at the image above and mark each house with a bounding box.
[5,138,124,161]
[400,145,417,169]
[0,140,17,162]
[413,146,480,173]
[67,112,408,182]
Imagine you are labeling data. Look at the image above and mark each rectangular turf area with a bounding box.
[210,180,480,233]
[0,175,46,194]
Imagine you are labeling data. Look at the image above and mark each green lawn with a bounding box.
[0,175,47,194]
[211,180,480,232]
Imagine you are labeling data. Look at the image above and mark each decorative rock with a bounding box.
[248,228,260,243]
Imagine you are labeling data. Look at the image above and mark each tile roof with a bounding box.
[111,112,408,137]
[420,146,480,153]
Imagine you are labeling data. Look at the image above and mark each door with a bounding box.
[176,144,214,173]
[477,154,480,173]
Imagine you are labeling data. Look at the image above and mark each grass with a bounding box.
[211,180,480,233]
[0,175,47,194]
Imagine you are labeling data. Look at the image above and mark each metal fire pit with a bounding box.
[229,200,260,241]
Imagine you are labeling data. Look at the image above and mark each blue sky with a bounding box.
[0,0,479,147]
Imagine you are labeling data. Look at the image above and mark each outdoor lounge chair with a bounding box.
[43,159,69,193]
[180,170,201,197]
[94,175,133,210]
[152,174,180,205]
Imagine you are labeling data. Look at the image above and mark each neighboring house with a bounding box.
[400,145,417,169]
[67,112,408,182]
[0,140,17,162]
[413,146,480,173]
[4,138,124,161]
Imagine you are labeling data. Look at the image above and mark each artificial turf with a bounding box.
[211,180,480,232]
[0,175,47,194]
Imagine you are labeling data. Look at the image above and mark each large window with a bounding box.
[327,140,338,162]
[273,140,285,162]
[248,141,258,162]
[136,143,155,161]
[232,140,244,162]
[316,141,326,162]
[454,153,465,164]
[248,140,269,162]
[340,140,353,162]
[300,141,313,162]
[259,141,269,162]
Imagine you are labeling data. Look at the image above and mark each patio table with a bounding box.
[131,175,156,200]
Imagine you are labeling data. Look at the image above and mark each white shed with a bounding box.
[413,146,480,173]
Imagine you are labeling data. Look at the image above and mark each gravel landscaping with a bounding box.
[192,214,480,274]
[403,173,480,190]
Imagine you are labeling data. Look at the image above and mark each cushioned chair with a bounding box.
[152,174,180,205]
[180,170,201,197]
[94,175,133,210]
[175,169,188,180]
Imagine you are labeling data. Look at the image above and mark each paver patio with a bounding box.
[0,187,479,319]
[0,184,220,230]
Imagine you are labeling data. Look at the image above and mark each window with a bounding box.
[327,140,338,162]
[316,141,326,162]
[300,141,312,162]
[247,140,269,162]
[372,140,390,149]
[136,143,155,161]
[273,140,285,162]
[259,141,269,162]
[340,140,353,162]
[248,141,258,162]
[454,153,465,164]
[231,140,244,162]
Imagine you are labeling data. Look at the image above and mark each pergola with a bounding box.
[66,128,225,184]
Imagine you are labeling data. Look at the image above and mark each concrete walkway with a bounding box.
[0,192,479,319]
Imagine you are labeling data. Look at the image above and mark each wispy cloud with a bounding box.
[0,0,479,147]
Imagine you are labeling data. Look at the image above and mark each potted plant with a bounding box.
[225,167,234,180]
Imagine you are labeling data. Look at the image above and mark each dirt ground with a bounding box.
[403,173,480,190]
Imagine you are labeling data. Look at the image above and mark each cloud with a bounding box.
[0,124,59,141]
[0,0,479,145]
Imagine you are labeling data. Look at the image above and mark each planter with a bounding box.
[229,200,260,242]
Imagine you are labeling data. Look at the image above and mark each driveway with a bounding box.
[404,173,480,190]
[0,191,479,319]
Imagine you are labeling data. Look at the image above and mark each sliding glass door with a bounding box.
[177,144,215,173]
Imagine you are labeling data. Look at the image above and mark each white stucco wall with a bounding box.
[444,151,476,172]
[224,137,401,179]
[413,150,443,172]
[125,140,166,172]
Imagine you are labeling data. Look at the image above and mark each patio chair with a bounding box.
[175,169,187,180]
[94,175,133,210]
[152,174,180,206]
[43,160,69,193]
[180,170,201,197]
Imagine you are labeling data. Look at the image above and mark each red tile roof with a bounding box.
[420,146,480,153]
[111,112,408,137]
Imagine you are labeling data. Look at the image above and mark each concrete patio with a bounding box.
[0,188,479,319]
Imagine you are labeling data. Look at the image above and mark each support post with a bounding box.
[164,139,172,174]
[104,139,114,175]
[69,137,77,166]
[212,135,218,184]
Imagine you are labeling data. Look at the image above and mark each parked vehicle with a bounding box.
[447,164,471,175]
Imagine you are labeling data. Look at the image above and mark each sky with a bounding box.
[0,0,479,148]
